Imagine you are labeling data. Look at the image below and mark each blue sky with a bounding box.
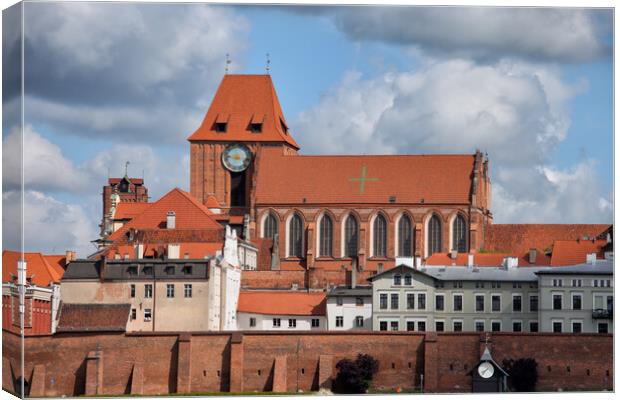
[2,3,614,256]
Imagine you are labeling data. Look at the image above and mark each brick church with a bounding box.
[187,74,493,286]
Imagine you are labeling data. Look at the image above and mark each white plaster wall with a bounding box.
[326,297,372,330]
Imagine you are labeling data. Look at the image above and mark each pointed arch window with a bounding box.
[263,213,278,239]
[452,214,468,253]
[319,214,333,257]
[288,213,303,258]
[344,215,358,258]
[427,214,442,256]
[398,214,413,257]
[373,214,387,257]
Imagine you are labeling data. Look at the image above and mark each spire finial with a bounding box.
[225,53,231,74]
[266,53,270,74]
[124,161,130,177]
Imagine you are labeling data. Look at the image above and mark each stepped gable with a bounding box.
[254,147,476,205]
[188,74,299,149]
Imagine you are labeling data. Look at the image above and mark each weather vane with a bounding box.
[266,53,271,73]
[124,161,130,177]
[225,53,231,74]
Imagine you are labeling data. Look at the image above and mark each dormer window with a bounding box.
[165,266,175,275]
[279,117,288,135]
[250,123,262,133]
[127,266,138,276]
[182,265,193,275]
[215,122,227,133]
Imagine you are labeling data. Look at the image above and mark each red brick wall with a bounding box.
[2,294,52,335]
[2,330,613,396]
[241,271,306,289]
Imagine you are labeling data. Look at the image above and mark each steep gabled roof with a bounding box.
[107,188,223,242]
[254,148,476,205]
[113,202,151,220]
[550,239,608,266]
[484,224,610,255]
[237,291,326,316]
[188,74,299,149]
[2,250,65,286]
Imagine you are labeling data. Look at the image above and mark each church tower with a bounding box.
[188,74,299,216]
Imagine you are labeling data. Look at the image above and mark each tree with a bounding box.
[502,358,538,392]
[333,354,379,394]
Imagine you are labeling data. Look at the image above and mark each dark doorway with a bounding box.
[230,171,247,207]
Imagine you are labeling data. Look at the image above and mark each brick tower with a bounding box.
[187,74,299,216]
[100,172,149,237]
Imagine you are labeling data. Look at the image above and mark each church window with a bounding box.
[373,214,387,257]
[288,213,303,257]
[398,214,413,257]
[263,213,278,239]
[319,214,333,257]
[344,215,358,258]
[452,214,468,252]
[427,214,442,256]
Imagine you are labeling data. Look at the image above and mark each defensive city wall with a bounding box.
[2,330,613,396]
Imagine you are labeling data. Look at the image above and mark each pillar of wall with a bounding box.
[318,355,333,390]
[176,334,192,393]
[272,355,288,392]
[84,350,103,396]
[29,364,46,397]
[423,332,438,393]
[130,363,144,395]
[229,333,244,392]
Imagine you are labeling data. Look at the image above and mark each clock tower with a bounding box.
[188,74,299,216]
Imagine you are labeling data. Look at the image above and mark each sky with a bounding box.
[1,2,614,257]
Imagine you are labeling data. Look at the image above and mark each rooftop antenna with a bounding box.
[124,161,130,177]
[266,53,271,74]
[225,53,231,74]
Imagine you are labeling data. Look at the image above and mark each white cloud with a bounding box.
[2,124,89,193]
[293,61,611,223]
[333,7,609,63]
[2,190,99,257]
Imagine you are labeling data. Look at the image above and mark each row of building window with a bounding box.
[129,284,192,298]
[379,293,538,312]
[335,297,365,306]
[262,212,469,258]
[260,318,321,328]
[552,279,612,288]
[379,319,610,333]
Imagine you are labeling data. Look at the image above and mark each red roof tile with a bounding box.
[237,291,326,316]
[187,75,299,149]
[254,148,476,205]
[108,188,223,243]
[2,250,65,286]
[107,242,223,260]
[550,239,607,266]
[113,202,150,220]
[108,177,144,185]
[425,252,550,267]
[205,195,221,209]
[57,304,129,332]
[484,224,610,255]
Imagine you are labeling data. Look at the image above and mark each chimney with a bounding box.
[65,250,76,263]
[502,257,518,269]
[467,254,474,268]
[351,258,358,289]
[166,211,176,229]
[415,256,421,269]
[168,244,180,259]
[377,263,384,274]
[528,248,537,264]
[134,244,144,260]
[586,253,597,265]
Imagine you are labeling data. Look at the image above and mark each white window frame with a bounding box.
[273,318,281,328]
[491,320,502,332]
[474,319,486,332]
[528,294,538,312]
[571,292,583,310]
[551,319,564,333]
[434,319,446,332]
[528,320,539,332]
[435,293,445,312]
[452,293,464,312]
[474,293,485,313]
[355,315,364,328]
[570,319,583,333]
[551,291,563,311]
[452,319,464,332]
[144,308,152,322]
[512,320,523,333]
[335,316,344,328]
[288,318,297,328]
[260,211,278,239]
[491,293,502,313]
[512,293,523,312]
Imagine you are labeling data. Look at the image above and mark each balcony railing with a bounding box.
[592,308,613,319]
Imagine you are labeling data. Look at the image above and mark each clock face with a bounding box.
[222,144,252,172]
[478,362,495,379]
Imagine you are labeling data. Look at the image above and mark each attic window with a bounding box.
[250,123,262,133]
[214,122,227,133]
[127,266,138,276]
[183,265,193,275]
[165,266,175,275]
[142,266,153,275]
[279,118,288,134]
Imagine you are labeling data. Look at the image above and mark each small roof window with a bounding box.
[214,122,227,133]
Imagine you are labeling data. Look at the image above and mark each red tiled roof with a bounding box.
[108,177,143,185]
[108,188,223,242]
[254,148,475,205]
[425,252,550,267]
[57,304,129,332]
[113,202,150,220]
[205,195,221,209]
[43,255,67,271]
[237,291,326,316]
[550,239,607,266]
[107,242,223,260]
[2,250,65,286]
[188,75,299,149]
[484,224,610,255]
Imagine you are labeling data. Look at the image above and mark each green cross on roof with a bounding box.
[349,165,379,194]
